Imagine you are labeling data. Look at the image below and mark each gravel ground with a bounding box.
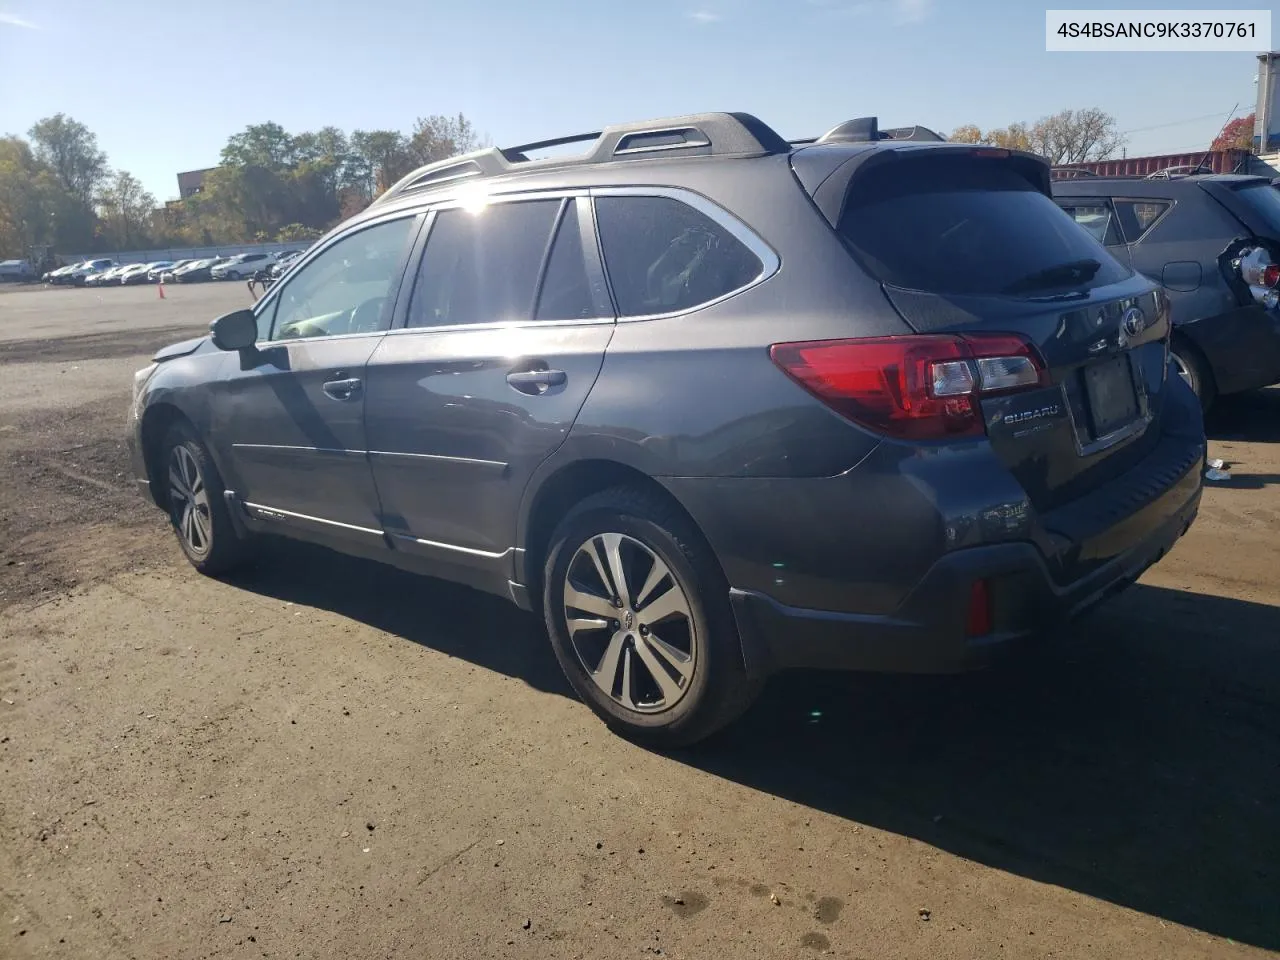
[1,284,1277,959]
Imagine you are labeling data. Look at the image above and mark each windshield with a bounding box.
[838,155,1132,297]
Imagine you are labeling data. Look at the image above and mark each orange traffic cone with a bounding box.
[158,281,165,300]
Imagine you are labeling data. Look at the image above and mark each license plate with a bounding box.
[1084,355,1139,436]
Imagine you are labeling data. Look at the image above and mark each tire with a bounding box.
[160,422,250,576]
[542,486,760,747]
[1170,339,1216,411]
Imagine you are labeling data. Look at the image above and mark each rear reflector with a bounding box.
[965,579,993,637]
[1264,263,1280,288]
[769,333,1047,441]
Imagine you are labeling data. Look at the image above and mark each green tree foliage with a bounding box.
[0,111,484,258]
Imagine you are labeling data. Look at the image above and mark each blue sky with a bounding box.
[0,0,1268,201]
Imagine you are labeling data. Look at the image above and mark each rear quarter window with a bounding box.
[594,196,763,316]
[840,156,1132,297]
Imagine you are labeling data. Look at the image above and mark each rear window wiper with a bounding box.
[1001,258,1101,295]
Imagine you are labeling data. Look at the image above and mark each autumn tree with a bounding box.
[951,108,1124,164]
[1212,113,1256,152]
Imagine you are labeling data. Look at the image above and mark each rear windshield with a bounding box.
[1233,182,1280,229]
[838,155,1132,297]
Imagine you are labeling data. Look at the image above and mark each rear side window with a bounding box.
[1058,202,1123,246]
[1114,200,1170,241]
[595,196,763,316]
[839,157,1132,297]
[408,200,560,328]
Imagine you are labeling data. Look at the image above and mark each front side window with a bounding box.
[407,199,561,328]
[594,196,763,316]
[265,216,416,341]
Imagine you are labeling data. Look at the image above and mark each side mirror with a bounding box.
[210,309,258,351]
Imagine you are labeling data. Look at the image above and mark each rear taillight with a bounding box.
[1236,246,1280,309]
[769,333,1047,441]
[965,579,993,638]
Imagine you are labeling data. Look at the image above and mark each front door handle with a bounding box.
[322,377,362,401]
[506,368,567,395]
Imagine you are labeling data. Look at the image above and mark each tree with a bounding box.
[96,171,156,250]
[1029,108,1124,164]
[350,129,414,196]
[28,114,108,204]
[1212,113,1255,152]
[951,108,1124,163]
[407,113,483,167]
[221,122,297,170]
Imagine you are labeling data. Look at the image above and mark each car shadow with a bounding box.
[1207,385,1280,443]
[224,541,1280,950]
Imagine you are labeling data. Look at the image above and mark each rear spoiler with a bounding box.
[793,143,1052,229]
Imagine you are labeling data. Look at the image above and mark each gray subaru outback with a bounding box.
[126,113,1205,745]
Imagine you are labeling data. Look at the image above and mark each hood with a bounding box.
[153,335,209,362]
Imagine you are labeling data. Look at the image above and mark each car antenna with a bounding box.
[1193,102,1240,175]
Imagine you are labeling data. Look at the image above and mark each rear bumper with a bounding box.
[1180,303,1280,395]
[729,455,1202,677]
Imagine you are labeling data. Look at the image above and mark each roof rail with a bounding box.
[813,117,945,144]
[372,111,791,207]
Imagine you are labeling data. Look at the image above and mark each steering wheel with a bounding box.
[348,296,386,334]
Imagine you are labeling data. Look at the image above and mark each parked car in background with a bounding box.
[172,258,228,283]
[0,259,36,282]
[127,112,1205,745]
[65,259,114,286]
[84,263,129,287]
[151,259,196,282]
[1053,172,1280,408]
[123,261,173,284]
[42,262,82,283]
[116,263,155,285]
[211,252,275,280]
[268,250,304,278]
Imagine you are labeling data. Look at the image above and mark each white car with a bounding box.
[84,263,130,287]
[66,259,115,286]
[211,253,275,280]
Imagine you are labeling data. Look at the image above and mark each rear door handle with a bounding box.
[322,377,362,401]
[506,368,567,394]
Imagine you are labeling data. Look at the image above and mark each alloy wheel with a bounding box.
[168,446,212,557]
[562,532,698,714]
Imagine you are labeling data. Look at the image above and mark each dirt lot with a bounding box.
[1,283,1277,960]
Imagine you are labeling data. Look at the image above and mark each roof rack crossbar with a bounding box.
[502,131,603,160]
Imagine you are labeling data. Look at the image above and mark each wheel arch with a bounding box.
[516,458,725,606]
[138,401,198,509]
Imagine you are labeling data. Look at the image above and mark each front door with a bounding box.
[363,196,615,584]
[210,213,423,540]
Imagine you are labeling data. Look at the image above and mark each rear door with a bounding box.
[363,194,615,583]
[838,151,1169,512]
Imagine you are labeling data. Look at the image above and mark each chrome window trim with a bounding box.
[588,185,781,323]
[249,209,426,346]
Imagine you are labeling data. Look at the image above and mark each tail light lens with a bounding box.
[769,333,1047,441]
[965,579,993,637]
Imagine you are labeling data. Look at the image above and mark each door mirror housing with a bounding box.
[210,309,258,351]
